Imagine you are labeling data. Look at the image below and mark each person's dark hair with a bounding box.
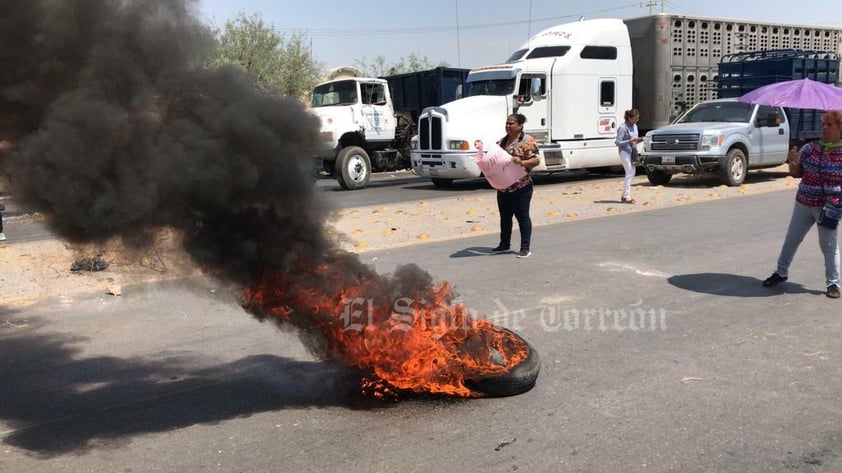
[624,109,640,121]
[508,113,527,125]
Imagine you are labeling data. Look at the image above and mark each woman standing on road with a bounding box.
[762,110,842,299]
[0,139,11,241]
[615,109,643,204]
[489,113,540,258]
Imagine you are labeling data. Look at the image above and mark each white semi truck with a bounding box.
[411,14,842,187]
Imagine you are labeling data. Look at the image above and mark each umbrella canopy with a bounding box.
[738,78,842,111]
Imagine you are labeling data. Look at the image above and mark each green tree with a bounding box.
[209,13,321,99]
[354,53,448,77]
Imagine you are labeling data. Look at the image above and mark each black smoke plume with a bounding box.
[1,0,331,285]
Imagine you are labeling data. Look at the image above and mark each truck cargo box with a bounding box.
[717,49,840,140]
[383,67,470,122]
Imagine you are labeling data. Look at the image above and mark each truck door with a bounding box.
[516,74,549,142]
[756,105,789,165]
[360,82,395,143]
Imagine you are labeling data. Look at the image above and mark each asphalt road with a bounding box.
[315,169,595,209]
[2,189,841,472]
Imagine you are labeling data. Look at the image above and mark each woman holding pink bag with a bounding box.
[489,114,540,258]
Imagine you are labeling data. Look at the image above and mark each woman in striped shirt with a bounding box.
[763,110,842,299]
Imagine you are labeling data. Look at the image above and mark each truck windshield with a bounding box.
[464,79,516,97]
[678,101,754,123]
[311,80,358,107]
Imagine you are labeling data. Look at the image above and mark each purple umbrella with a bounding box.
[738,78,842,111]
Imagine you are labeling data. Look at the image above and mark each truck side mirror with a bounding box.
[531,79,543,97]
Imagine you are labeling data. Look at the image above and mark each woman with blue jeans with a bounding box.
[615,109,643,204]
[490,114,540,258]
[763,110,842,299]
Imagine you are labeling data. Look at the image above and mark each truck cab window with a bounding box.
[600,81,616,106]
[756,105,782,127]
[505,48,528,63]
[581,46,618,60]
[527,46,571,59]
[517,76,546,103]
[361,83,386,105]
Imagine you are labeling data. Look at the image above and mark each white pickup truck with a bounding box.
[639,98,791,186]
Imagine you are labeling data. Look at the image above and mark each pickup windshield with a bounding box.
[678,101,754,123]
[311,80,358,107]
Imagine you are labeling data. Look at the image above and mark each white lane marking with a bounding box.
[598,262,671,278]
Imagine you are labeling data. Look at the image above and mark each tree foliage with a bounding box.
[208,13,321,99]
[354,53,449,77]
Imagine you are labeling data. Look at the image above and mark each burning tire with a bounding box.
[464,330,540,397]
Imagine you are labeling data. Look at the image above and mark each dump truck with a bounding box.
[310,66,469,189]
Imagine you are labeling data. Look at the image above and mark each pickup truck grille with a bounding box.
[419,116,443,150]
[650,133,700,151]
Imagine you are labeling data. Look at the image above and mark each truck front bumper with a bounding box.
[411,151,482,179]
[640,154,726,174]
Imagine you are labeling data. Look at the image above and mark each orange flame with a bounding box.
[242,253,529,397]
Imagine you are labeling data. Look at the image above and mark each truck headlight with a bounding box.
[411,138,418,150]
[643,134,651,150]
[448,140,470,151]
[700,133,723,150]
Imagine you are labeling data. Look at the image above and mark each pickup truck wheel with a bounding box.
[431,178,454,188]
[646,168,672,186]
[335,146,371,190]
[719,148,747,186]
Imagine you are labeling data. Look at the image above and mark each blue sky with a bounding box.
[198,0,842,71]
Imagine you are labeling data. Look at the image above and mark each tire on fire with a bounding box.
[464,329,541,397]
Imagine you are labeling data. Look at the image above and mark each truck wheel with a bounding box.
[431,178,453,188]
[335,146,371,190]
[719,148,747,186]
[646,168,672,186]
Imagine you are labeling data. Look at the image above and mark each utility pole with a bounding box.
[640,0,664,15]
[455,0,461,67]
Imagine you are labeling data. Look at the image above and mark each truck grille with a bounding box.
[650,133,700,151]
[419,116,443,150]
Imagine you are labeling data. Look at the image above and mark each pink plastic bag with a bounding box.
[474,140,527,190]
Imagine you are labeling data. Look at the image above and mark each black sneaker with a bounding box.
[490,245,511,254]
[827,284,841,299]
[516,249,531,258]
[762,273,787,287]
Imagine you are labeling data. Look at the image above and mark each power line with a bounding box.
[273,3,641,37]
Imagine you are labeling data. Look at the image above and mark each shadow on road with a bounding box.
[449,246,499,258]
[0,309,393,457]
[667,272,823,297]
[655,169,790,188]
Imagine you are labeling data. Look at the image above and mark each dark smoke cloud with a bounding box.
[2,0,331,285]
